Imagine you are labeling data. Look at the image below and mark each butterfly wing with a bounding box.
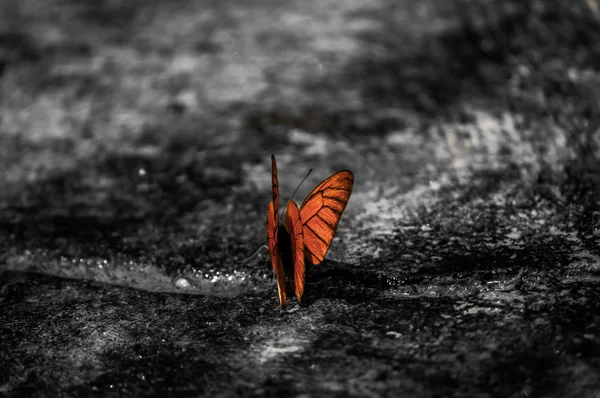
[271,154,279,214]
[300,170,354,265]
[284,200,305,302]
[267,155,286,306]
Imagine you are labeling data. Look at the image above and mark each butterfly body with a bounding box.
[272,216,298,293]
[266,155,353,307]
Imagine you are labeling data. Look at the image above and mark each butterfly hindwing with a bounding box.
[284,200,305,302]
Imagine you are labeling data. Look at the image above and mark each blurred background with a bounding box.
[1,0,600,290]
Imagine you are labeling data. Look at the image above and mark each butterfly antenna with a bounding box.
[289,168,313,204]
[238,245,269,264]
[281,168,312,221]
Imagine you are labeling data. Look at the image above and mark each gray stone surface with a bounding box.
[2,0,600,396]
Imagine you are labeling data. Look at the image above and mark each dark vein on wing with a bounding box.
[317,213,335,228]
[307,225,329,245]
[324,204,343,215]
[305,246,320,261]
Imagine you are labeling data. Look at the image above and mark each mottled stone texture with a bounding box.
[1,0,600,396]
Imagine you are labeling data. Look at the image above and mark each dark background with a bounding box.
[1,0,600,396]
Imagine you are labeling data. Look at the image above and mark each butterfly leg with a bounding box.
[239,245,269,264]
[271,269,277,285]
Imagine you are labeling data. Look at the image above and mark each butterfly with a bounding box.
[266,154,354,307]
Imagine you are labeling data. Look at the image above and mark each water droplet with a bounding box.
[173,276,192,289]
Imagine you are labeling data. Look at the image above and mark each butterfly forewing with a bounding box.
[267,155,287,307]
[300,171,354,265]
[271,154,279,213]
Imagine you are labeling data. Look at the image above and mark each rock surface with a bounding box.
[1,0,600,396]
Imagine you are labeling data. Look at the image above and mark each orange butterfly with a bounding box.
[266,154,354,307]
